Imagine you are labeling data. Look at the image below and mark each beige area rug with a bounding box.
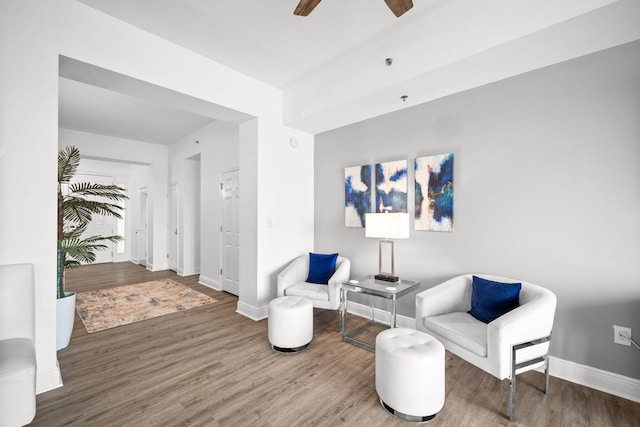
[75,279,217,333]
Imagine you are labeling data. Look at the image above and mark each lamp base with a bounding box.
[375,274,399,283]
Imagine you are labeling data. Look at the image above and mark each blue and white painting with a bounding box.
[415,153,454,232]
[345,165,371,227]
[375,160,408,213]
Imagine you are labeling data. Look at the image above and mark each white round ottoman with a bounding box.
[376,328,445,422]
[268,296,313,353]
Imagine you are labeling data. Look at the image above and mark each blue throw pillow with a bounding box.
[468,276,521,323]
[306,252,339,285]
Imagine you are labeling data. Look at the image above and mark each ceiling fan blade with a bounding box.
[384,0,413,17]
[294,0,322,16]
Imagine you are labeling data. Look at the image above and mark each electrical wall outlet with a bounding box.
[613,325,631,346]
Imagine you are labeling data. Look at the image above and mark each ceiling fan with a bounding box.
[294,0,414,17]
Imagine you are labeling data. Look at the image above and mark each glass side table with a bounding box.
[340,275,419,351]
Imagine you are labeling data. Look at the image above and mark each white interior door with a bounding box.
[137,189,148,267]
[220,169,240,296]
[74,174,115,265]
[168,185,178,272]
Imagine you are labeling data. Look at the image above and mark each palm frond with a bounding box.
[64,260,82,270]
[80,234,123,244]
[69,182,128,201]
[60,235,122,264]
[58,145,80,183]
[64,197,124,224]
[63,223,88,239]
[63,200,93,225]
[60,238,98,264]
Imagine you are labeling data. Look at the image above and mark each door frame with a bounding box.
[137,187,148,267]
[168,184,178,272]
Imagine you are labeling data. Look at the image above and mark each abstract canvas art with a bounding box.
[345,165,371,227]
[375,160,408,213]
[415,153,454,231]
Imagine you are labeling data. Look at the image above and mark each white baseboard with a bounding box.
[147,261,168,272]
[546,356,640,403]
[236,300,268,321]
[345,301,640,403]
[199,275,220,291]
[178,267,200,277]
[36,362,63,394]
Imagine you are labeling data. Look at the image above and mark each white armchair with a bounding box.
[0,263,37,426]
[277,254,350,310]
[415,274,557,421]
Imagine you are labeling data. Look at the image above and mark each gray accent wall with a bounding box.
[314,41,640,379]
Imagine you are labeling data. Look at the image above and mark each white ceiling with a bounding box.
[59,77,215,145]
[61,0,640,142]
[77,0,449,88]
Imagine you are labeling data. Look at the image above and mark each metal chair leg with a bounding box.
[544,355,550,394]
[509,334,552,421]
[510,357,517,421]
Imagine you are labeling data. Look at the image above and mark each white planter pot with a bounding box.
[56,291,76,350]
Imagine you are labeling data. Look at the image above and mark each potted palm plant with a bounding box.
[57,145,128,349]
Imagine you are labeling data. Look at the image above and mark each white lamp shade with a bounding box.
[365,213,410,239]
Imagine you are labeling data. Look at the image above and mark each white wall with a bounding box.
[230,116,316,320]
[169,121,240,286]
[315,41,640,380]
[169,152,202,277]
[257,121,316,312]
[236,118,316,319]
[238,119,260,317]
[201,123,240,289]
[184,157,201,275]
[0,0,59,393]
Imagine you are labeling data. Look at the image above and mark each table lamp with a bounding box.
[365,212,410,282]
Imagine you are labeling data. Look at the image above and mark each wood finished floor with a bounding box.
[32,262,640,426]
